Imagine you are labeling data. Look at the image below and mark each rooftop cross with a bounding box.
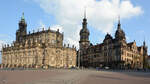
[21,12,25,20]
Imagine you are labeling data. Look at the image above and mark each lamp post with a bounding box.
[78,50,80,68]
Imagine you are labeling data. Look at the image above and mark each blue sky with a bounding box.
[0,0,150,63]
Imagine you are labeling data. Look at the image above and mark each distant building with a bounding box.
[148,56,150,67]
[1,13,77,69]
[78,13,148,69]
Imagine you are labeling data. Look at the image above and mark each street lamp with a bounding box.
[78,50,80,68]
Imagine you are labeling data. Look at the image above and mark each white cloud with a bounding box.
[126,36,130,40]
[50,25,63,33]
[33,0,143,48]
[0,40,5,64]
[39,20,46,28]
[0,40,5,63]
[37,20,46,31]
[0,40,6,51]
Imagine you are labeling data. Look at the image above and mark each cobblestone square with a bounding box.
[0,69,150,84]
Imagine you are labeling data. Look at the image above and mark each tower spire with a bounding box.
[82,7,87,29]
[117,15,121,29]
[143,36,146,46]
[21,12,25,20]
[118,16,120,24]
[84,6,86,19]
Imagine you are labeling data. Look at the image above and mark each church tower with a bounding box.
[115,18,126,43]
[16,13,27,42]
[79,10,90,50]
[143,40,148,69]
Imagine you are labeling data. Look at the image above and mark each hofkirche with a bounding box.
[1,13,77,69]
[0,12,149,69]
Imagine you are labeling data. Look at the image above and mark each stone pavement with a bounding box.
[0,69,150,84]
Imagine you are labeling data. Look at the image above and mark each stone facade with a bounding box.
[1,13,77,69]
[148,56,150,67]
[78,15,148,69]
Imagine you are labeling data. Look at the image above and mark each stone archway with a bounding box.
[14,64,16,68]
[26,64,29,68]
[6,64,8,68]
[11,64,15,68]
[23,64,26,68]
[29,64,32,68]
